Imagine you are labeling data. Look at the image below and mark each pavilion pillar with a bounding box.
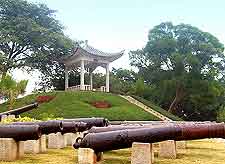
[106,63,110,92]
[65,66,69,90]
[90,72,93,91]
[80,60,85,90]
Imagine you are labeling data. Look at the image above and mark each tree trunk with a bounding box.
[168,84,184,114]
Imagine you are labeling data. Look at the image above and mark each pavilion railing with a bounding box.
[67,85,91,91]
[67,85,106,92]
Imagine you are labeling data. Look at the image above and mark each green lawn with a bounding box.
[0,140,224,164]
[0,91,160,121]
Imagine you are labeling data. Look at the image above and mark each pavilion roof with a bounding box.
[61,42,124,64]
[82,44,124,57]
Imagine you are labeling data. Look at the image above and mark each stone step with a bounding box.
[120,95,172,121]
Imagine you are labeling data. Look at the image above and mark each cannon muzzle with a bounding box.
[0,125,41,141]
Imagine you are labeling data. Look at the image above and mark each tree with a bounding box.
[0,74,28,109]
[0,0,73,76]
[130,22,225,119]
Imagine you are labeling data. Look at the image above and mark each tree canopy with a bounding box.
[130,22,225,120]
[0,0,73,76]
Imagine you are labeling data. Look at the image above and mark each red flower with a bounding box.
[91,101,111,109]
[36,95,55,104]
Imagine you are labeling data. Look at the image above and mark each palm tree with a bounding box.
[0,75,28,110]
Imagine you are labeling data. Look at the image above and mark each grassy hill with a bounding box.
[0,91,162,121]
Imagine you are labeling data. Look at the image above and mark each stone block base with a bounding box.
[159,140,176,159]
[64,133,76,146]
[78,148,97,164]
[131,142,154,164]
[0,138,17,161]
[16,141,24,159]
[176,141,187,149]
[24,140,40,154]
[39,135,47,153]
[48,132,65,149]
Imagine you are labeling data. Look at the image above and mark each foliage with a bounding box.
[0,74,28,109]
[0,0,74,76]
[129,22,225,120]
[0,116,36,124]
[0,91,161,121]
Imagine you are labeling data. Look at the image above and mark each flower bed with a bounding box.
[36,95,55,104]
[91,101,112,108]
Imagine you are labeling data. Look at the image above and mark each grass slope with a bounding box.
[132,95,182,121]
[0,91,160,121]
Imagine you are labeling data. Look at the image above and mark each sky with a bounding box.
[13,0,225,93]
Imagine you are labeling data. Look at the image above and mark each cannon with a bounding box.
[0,124,41,141]
[61,121,88,134]
[74,122,225,152]
[60,118,109,129]
[74,126,182,152]
[0,102,38,119]
[87,121,218,134]
[12,120,90,135]
[11,120,63,135]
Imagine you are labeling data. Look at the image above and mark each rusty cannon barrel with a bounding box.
[61,121,88,134]
[87,121,218,134]
[61,118,109,129]
[175,123,225,141]
[74,122,225,152]
[11,120,63,135]
[85,124,162,136]
[0,102,38,119]
[73,126,182,152]
[0,124,41,141]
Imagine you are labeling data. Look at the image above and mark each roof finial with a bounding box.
[85,40,88,46]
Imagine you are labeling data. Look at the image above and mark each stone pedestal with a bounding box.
[78,148,97,164]
[48,132,65,149]
[16,141,24,159]
[39,135,47,153]
[0,138,17,161]
[61,134,67,148]
[159,140,176,159]
[131,142,154,164]
[24,140,40,154]
[176,141,187,149]
[64,133,76,146]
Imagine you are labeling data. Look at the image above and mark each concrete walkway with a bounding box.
[120,95,172,121]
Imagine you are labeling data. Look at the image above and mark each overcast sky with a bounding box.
[13,0,225,93]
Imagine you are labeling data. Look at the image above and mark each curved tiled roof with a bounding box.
[82,44,124,57]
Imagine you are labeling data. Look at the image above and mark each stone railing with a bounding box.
[67,85,91,91]
[67,85,107,92]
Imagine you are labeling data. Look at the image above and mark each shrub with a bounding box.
[0,116,37,124]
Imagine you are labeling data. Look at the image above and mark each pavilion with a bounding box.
[61,41,124,92]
